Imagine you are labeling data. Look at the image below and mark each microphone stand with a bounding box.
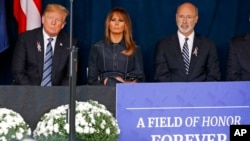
[68,0,78,140]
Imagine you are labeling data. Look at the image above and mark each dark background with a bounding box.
[1,0,250,85]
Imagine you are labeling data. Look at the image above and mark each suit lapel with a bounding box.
[173,35,186,65]
[188,34,200,75]
[52,34,67,79]
[172,34,187,75]
[36,29,45,79]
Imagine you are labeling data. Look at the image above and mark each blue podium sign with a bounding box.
[116,82,250,141]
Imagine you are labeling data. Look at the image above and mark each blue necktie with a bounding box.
[41,38,53,86]
[182,38,189,75]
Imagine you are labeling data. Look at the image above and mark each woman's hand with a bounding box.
[104,76,136,85]
[115,76,125,83]
[115,76,136,83]
[103,77,108,85]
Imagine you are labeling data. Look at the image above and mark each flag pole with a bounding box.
[68,0,78,140]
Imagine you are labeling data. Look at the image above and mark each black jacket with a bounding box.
[88,40,145,86]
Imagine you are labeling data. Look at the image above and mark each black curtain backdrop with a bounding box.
[1,0,250,85]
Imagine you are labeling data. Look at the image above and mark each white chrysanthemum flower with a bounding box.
[64,123,69,133]
[33,100,120,141]
[75,125,84,134]
[53,123,59,133]
[16,132,24,140]
[100,120,106,129]
[0,108,31,141]
[83,126,90,134]
[105,128,110,135]
[89,127,95,134]
[0,136,7,141]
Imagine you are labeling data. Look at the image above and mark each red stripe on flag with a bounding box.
[13,0,42,34]
[13,0,27,34]
[33,0,42,14]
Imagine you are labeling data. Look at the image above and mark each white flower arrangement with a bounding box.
[33,100,120,141]
[0,108,31,141]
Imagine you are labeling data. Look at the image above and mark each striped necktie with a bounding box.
[41,38,53,86]
[182,38,189,75]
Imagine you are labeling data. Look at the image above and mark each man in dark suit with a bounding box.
[154,2,221,82]
[12,4,75,86]
[226,32,250,81]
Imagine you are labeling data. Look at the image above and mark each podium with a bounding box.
[1,82,250,140]
[116,82,250,141]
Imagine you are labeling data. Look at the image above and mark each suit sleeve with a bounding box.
[154,41,171,82]
[60,38,78,86]
[12,35,31,85]
[87,45,101,85]
[206,41,221,81]
[226,39,240,81]
[128,46,145,82]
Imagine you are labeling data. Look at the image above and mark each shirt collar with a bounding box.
[177,30,195,40]
[42,28,57,42]
[109,38,125,45]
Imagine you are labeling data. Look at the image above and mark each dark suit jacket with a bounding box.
[154,33,221,82]
[226,33,250,81]
[12,27,76,86]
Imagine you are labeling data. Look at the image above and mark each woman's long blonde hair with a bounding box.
[105,7,136,56]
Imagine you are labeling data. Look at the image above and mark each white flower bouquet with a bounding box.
[33,100,120,141]
[0,108,31,141]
